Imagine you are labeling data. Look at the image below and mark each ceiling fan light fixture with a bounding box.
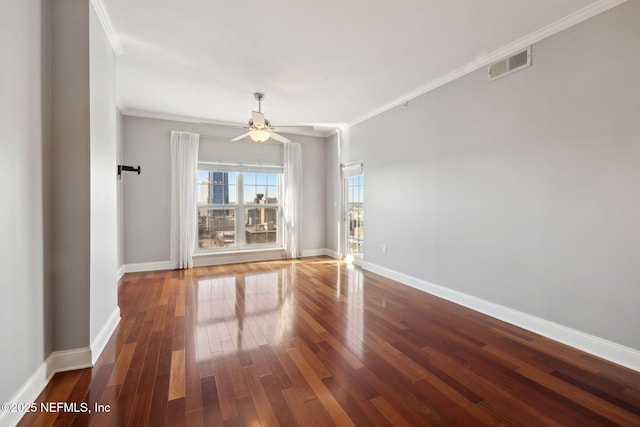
[249,128,271,143]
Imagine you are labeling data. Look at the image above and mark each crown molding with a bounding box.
[347,0,627,128]
[121,108,338,138]
[121,107,245,127]
[90,0,124,56]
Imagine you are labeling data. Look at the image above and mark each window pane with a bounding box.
[266,185,279,203]
[244,185,257,203]
[228,184,237,203]
[245,207,278,245]
[197,171,237,205]
[347,174,364,256]
[198,208,236,248]
[197,171,210,204]
[244,172,280,205]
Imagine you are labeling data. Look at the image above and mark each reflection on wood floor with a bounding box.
[19,257,640,426]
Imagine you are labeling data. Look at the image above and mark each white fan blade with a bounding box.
[230,132,250,142]
[269,132,291,143]
[252,111,265,127]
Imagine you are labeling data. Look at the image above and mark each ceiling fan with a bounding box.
[230,93,313,143]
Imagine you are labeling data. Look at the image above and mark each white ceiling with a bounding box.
[102,0,610,132]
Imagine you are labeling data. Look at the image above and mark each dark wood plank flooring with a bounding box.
[18,257,640,426]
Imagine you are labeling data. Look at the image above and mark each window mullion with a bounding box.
[237,173,246,247]
[278,173,283,247]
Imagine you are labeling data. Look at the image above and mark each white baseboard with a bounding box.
[126,250,342,272]
[301,248,341,259]
[0,363,49,427]
[91,307,121,365]
[0,348,93,427]
[48,347,93,374]
[193,249,285,267]
[116,265,125,280]
[123,260,173,273]
[301,248,328,257]
[362,261,640,373]
[2,308,121,426]
[326,249,341,259]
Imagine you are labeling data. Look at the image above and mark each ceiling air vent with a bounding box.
[488,46,531,81]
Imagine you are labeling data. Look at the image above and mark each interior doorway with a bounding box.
[342,162,364,264]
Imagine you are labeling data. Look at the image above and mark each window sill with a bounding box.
[192,247,286,267]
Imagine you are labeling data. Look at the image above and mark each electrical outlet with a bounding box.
[382,244,387,254]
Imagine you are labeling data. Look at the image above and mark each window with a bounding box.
[342,161,364,261]
[346,174,364,256]
[196,164,282,251]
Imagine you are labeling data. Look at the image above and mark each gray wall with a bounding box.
[338,1,640,350]
[0,0,49,404]
[41,0,54,363]
[297,133,327,253]
[122,116,172,264]
[51,0,91,351]
[0,0,121,407]
[123,116,327,264]
[89,4,119,345]
[325,132,341,256]
[117,111,124,270]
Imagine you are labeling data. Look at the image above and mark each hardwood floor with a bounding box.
[18,257,640,426]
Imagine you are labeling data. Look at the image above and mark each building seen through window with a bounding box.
[197,167,281,250]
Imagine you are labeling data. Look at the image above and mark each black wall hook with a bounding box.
[117,165,141,179]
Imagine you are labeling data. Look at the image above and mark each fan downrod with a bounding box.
[254,92,265,113]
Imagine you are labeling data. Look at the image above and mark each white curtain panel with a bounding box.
[170,131,200,269]
[283,142,302,259]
